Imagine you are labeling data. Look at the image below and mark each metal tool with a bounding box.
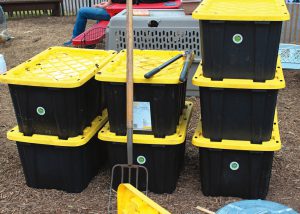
[108,1,149,213]
[144,51,193,80]
[179,51,193,82]
[144,53,184,79]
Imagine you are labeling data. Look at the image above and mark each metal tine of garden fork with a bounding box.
[108,164,149,213]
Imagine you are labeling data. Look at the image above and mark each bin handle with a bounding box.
[144,54,184,79]
[179,51,193,83]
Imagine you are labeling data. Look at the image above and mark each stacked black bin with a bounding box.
[0,47,116,192]
[191,0,290,198]
[96,49,189,138]
[98,102,193,194]
[7,116,108,193]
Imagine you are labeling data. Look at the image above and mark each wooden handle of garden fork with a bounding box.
[126,0,134,165]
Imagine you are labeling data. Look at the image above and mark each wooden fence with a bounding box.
[281,3,300,44]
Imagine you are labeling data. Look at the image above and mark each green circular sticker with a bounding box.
[137,156,146,165]
[230,161,239,171]
[36,107,46,116]
[233,34,243,44]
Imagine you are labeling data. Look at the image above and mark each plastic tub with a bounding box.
[192,113,281,199]
[192,58,285,143]
[192,0,290,81]
[98,101,193,194]
[7,113,108,193]
[96,49,191,138]
[0,47,116,139]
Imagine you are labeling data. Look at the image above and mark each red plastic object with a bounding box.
[106,0,182,17]
[72,21,109,47]
[72,0,181,47]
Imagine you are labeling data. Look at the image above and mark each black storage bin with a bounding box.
[16,136,106,193]
[200,87,278,143]
[9,79,105,139]
[192,115,281,199]
[106,142,185,194]
[192,59,285,143]
[7,115,108,193]
[96,49,190,138]
[199,148,274,199]
[0,47,116,139]
[199,21,282,81]
[192,0,290,81]
[98,101,193,194]
[104,82,186,138]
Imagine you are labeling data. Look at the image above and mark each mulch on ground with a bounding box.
[0,17,299,213]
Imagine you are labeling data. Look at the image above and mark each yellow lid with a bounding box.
[7,110,108,147]
[95,49,187,84]
[0,47,117,88]
[98,101,193,145]
[192,0,290,21]
[192,57,285,89]
[118,184,170,214]
[192,111,281,151]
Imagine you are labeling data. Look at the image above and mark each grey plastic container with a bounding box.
[106,9,201,96]
[106,9,200,61]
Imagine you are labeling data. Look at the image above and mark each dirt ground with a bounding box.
[0,16,299,213]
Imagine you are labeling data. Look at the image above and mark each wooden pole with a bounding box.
[126,0,134,165]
